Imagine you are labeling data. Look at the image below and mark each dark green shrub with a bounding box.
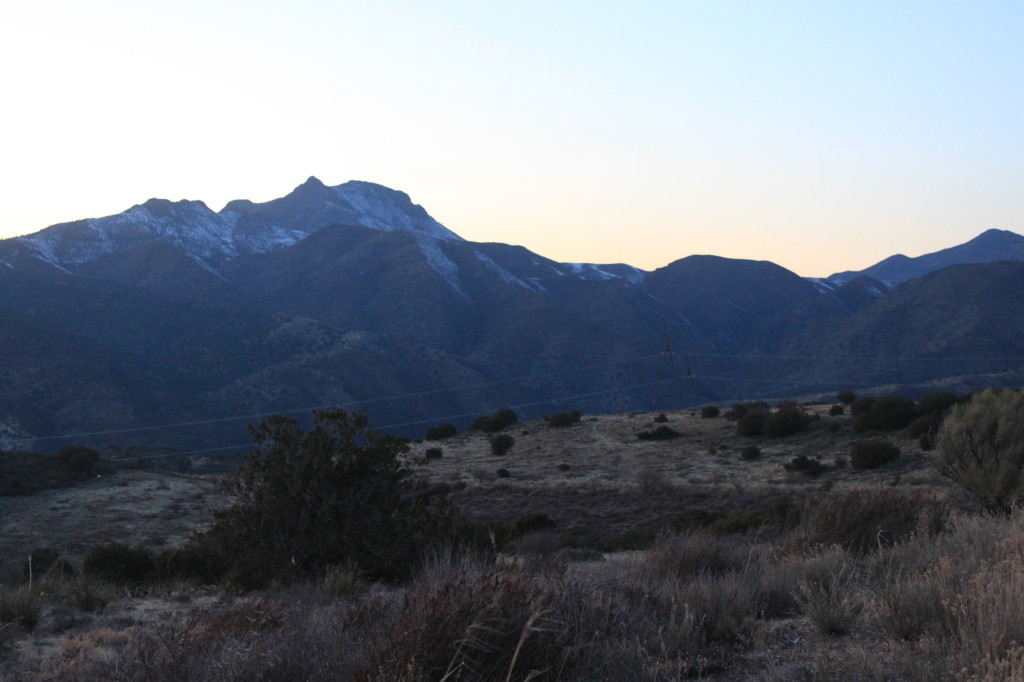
[202,410,458,583]
[556,463,571,471]
[919,434,934,451]
[489,433,515,456]
[55,445,100,464]
[837,390,857,405]
[545,410,581,428]
[496,468,510,478]
[156,542,230,584]
[937,389,1024,514]
[701,405,720,419]
[83,543,155,585]
[917,391,958,416]
[740,445,761,460]
[493,408,518,428]
[763,404,810,438]
[796,489,945,554]
[636,425,681,441]
[829,404,844,416]
[66,451,96,474]
[850,397,875,416]
[725,401,769,420]
[424,447,443,460]
[906,415,936,438]
[870,396,917,431]
[424,423,457,441]
[23,548,76,581]
[736,410,768,437]
[709,497,799,535]
[671,509,721,531]
[509,512,556,539]
[784,455,824,476]
[853,396,917,432]
[470,416,502,432]
[850,439,900,469]
[653,413,669,423]
[470,408,519,433]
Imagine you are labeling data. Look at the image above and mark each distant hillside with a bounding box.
[829,228,1024,285]
[1,178,1021,451]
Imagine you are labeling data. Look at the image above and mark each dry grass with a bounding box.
[3,405,1023,680]
[3,508,1024,680]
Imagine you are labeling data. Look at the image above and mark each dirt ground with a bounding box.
[0,471,226,582]
[408,405,955,535]
[0,404,955,581]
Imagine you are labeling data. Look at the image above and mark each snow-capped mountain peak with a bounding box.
[5,177,463,270]
[331,181,463,241]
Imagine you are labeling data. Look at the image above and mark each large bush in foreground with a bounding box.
[203,410,456,582]
[938,389,1024,515]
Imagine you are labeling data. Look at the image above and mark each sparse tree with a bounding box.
[937,389,1024,515]
[203,410,455,582]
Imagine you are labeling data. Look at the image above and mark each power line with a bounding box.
[36,347,1024,446]
[105,373,697,463]
[34,351,669,442]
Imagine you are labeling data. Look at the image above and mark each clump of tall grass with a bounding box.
[0,587,42,631]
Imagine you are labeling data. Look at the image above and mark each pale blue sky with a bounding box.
[2,1,1022,276]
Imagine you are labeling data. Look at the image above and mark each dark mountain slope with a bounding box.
[642,255,821,352]
[778,261,1024,390]
[77,241,245,308]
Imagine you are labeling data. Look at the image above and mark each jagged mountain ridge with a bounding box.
[1,177,463,272]
[1,178,1022,450]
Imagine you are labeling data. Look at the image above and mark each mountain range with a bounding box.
[2,177,1022,452]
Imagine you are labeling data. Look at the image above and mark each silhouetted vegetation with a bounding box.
[763,403,810,438]
[784,455,824,476]
[837,389,857,405]
[636,425,681,441]
[853,396,917,432]
[700,405,720,419]
[470,407,519,433]
[489,433,515,456]
[545,410,581,428]
[1,449,107,496]
[740,445,761,460]
[849,396,875,417]
[725,401,769,421]
[198,410,458,583]
[83,543,156,585]
[736,409,769,437]
[424,423,457,441]
[23,548,75,582]
[850,439,900,470]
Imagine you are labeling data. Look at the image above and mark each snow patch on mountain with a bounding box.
[333,181,462,241]
[20,199,240,267]
[418,238,469,299]
[564,262,645,283]
[473,251,539,291]
[0,414,32,451]
[806,277,836,294]
[222,209,308,254]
